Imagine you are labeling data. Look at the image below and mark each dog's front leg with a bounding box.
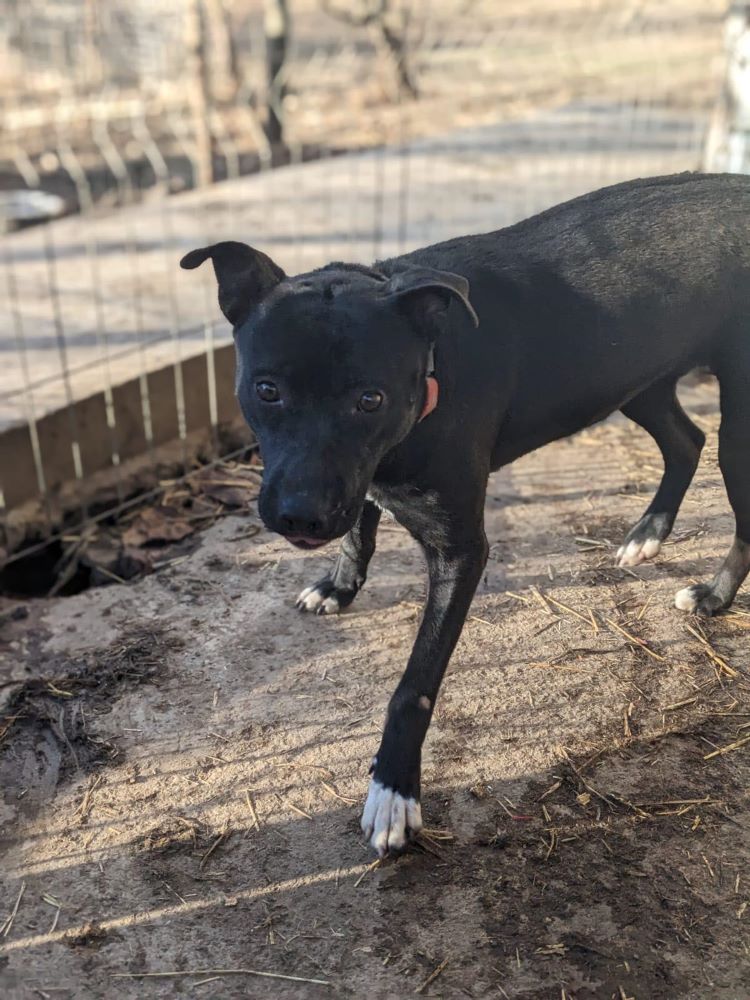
[296,500,381,615]
[361,533,488,856]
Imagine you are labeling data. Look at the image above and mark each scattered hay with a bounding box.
[110,967,331,986]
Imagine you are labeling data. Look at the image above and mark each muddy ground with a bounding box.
[1,378,749,999]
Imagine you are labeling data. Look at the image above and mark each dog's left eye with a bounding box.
[358,391,383,412]
[256,381,280,403]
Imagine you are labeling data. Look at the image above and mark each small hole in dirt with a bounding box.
[0,540,92,599]
[2,443,261,600]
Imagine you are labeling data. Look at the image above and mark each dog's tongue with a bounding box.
[418,376,439,422]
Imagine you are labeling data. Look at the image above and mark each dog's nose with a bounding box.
[278,506,328,539]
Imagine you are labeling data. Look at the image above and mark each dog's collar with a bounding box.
[418,346,438,422]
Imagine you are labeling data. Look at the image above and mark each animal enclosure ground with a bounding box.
[1,378,749,999]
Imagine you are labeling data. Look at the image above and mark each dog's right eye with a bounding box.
[358,390,384,412]
[256,381,280,403]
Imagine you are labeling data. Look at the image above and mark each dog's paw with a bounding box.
[616,513,671,568]
[617,536,662,567]
[360,778,422,858]
[675,583,727,617]
[296,582,341,615]
[296,576,358,615]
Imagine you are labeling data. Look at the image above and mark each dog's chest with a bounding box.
[367,483,449,547]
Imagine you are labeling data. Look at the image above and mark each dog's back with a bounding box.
[383,173,750,457]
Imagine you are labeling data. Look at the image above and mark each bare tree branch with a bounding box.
[321,0,418,99]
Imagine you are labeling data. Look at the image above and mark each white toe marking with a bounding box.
[296,586,340,614]
[617,537,662,567]
[361,780,380,837]
[675,586,699,612]
[298,588,324,611]
[641,537,661,559]
[418,695,431,710]
[406,798,422,834]
[387,796,407,852]
[360,779,422,858]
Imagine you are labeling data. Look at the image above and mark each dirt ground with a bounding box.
[1,377,749,1000]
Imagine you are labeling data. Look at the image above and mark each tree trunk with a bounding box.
[186,0,214,187]
[264,0,290,148]
[377,16,417,100]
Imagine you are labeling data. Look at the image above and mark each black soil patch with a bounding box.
[0,623,183,783]
[63,921,121,950]
[136,815,211,857]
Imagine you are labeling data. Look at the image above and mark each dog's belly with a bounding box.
[489,322,711,469]
[490,377,677,469]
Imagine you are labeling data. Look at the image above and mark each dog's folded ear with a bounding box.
[180,241,285,327]
[383,266,479,331]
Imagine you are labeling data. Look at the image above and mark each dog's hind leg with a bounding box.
[675,362,750,616]
[617,378,705,567]
[296,500,381,615]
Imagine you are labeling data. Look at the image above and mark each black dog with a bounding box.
[181,172,750,856]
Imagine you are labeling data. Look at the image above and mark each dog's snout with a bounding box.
[258,463,361,547]
[262,491,359,548]
[280,508,325,537]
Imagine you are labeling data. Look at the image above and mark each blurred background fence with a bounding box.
[0,0,746,583]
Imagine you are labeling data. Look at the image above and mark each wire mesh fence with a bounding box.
[0,0,740,577]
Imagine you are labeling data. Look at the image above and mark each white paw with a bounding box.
[616,537,661,567]
[296,585,340,615]
[360,779,422,857]
[674,585,699,612]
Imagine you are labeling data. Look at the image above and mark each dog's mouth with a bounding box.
[283,535,332,550]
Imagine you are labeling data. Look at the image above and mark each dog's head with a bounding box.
[181,241,477,548]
